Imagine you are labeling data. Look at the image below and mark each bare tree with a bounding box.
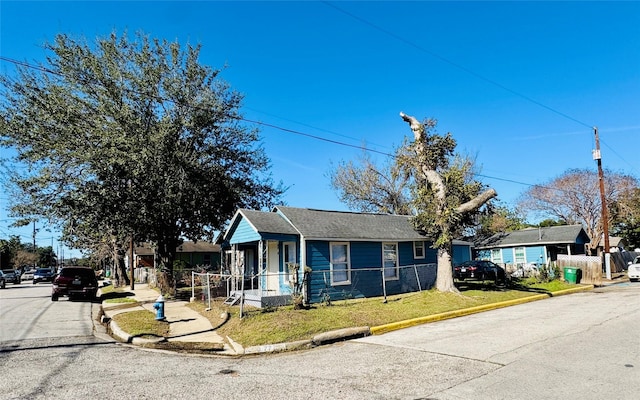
[329,149,412,215]
[400,112,497,293]
[518,168,638,254]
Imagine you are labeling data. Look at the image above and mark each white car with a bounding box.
[21,268,36,281]
[628,257,640,282]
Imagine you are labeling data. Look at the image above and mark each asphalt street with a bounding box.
[1,282,638,399]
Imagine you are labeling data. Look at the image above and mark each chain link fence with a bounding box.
[182,263,437,311]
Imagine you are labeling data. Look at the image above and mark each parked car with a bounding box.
[2,269,21,284]
[627,256,640,282]
[454,260,506,284]
[0,270,6,289]
[51,266,98,301]
[33,268,55,284]
[21,268,36,281]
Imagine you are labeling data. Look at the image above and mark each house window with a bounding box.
[413,241,425,259]
[383,243,399,280]
[514,247,526,264]
[283,242,296,283]
[203,254,211,266]
[491,249,502,264]
[330,242,351,285]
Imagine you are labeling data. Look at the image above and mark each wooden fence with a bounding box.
[557,254,602,285]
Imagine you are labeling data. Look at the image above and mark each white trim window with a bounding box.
[491,248,503,264]
[330,242,350,285]
[413,241,425,259]
[383,243,399,280]
[514,247,526,264]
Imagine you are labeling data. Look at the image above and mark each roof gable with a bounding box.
[219,208,298,243]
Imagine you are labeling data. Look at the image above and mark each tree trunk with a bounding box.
[435,245,457,293]
[113,247,129,287]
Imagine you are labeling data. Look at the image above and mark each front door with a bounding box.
[267,241,279,293]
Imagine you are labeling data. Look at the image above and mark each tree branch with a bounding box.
[457,188,498,214]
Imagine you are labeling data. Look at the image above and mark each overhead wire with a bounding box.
[0,17,633,204]
[321,1,596,131]
[0,56,617,201]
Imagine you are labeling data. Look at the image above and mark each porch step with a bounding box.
[223,293,241,306]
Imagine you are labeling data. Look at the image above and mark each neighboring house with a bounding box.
[217,206,473,308]
[474,225,590,269]
[595,235,627,255]
[134,241,221,270]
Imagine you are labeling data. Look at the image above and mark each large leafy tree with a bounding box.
[0,32,283,280]
[399,113,497,293]
[517,168,638,254]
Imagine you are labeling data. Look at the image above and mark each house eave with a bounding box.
[476,240,578,249]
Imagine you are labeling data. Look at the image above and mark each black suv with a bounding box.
[1,269,21,284]
[52,266,98,301]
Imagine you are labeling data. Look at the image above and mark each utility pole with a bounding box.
[130,235,135,290]
[593,127,611,279]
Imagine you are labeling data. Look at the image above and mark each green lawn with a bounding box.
[189,280,582,347]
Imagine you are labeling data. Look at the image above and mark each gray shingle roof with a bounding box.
[275,206,426,241]
[238,209,299,235]
[475,224,588,249]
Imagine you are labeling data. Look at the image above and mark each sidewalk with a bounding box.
[98,276,626,356]
[99,283,238,355]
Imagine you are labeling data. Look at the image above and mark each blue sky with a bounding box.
[1,1,639,257]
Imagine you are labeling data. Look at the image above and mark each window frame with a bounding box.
[514,247,526,264]
[413,241,425,259]
[491,248,503,264]
[382,242,399,281]
[329,242,351,286]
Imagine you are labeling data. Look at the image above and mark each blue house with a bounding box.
[474,225,590,269]
[217,206,473,308]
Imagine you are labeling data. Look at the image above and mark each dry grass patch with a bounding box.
[112,310,170,338]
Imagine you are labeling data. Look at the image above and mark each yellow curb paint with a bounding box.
[370,286,594,336]
[549,285,594,296]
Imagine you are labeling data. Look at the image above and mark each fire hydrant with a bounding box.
[153,295,165,321]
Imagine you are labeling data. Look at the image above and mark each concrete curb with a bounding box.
[96,284,596,355]
[244,339,314,355]
[109,319,132,343]
[370,284,595,335]
[108,318,167,345]
[548,284,595,297]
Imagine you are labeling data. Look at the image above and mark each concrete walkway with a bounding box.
[100,283,236,354]
[98,276,626,356]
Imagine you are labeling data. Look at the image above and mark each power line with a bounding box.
[321,1,594,130]
[0,54,630,201]
[243,117,394,157]
[0,55,396,157]
[244,106,394,152]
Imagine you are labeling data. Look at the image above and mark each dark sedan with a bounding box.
[454,260,506,284]
[33,268,56,284]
